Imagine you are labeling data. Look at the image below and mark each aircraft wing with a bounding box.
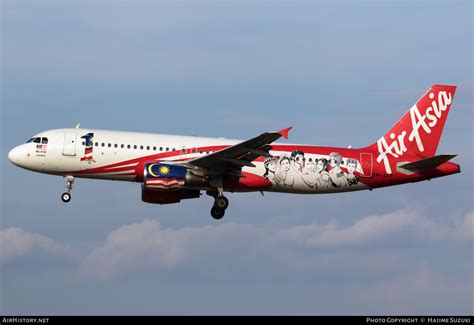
[187,127,292,177]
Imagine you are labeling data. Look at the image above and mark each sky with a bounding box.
[1,0,473,315]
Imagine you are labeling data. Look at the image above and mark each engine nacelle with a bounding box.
[142,187,201,204]
[143,162,208,190]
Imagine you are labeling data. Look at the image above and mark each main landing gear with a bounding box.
[208,192,229,220]
[61,175,74,203]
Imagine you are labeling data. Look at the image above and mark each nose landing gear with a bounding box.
[61,175,74,203]
[61,192,71,203]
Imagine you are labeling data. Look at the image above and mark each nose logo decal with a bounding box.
[36,144,47,154]
[80,133,95,161]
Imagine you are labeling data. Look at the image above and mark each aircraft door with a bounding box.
[62,131,77,156]
[360,153,373,177]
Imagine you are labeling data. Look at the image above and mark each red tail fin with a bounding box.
[366,85,457,174]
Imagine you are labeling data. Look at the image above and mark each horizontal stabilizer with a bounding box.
[398,154,457,172]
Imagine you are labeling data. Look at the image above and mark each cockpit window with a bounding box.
[33,138,41,143]
[26,138,35,143]
[42,137,48,144]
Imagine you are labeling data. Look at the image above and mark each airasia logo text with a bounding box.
[376,90,453,174]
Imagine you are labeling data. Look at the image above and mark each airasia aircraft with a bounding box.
[8,85,460,219]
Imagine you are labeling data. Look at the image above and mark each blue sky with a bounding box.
[1,0,472,315]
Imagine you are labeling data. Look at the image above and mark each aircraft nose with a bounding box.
[8,146,21,166]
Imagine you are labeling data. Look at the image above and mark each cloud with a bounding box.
[0,227,74,263]
[80,220,260,279]
[80,209,472,279]
[275,209,473,246]
[359,264,474,314]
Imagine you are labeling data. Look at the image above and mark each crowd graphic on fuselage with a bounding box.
[263,150,361,190]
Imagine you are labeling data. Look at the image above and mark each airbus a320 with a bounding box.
[8,85,460,219]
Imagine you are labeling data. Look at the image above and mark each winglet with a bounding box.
[277,127,293,139]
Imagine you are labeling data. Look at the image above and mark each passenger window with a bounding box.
[153,146,156,151]
[140,145,144,150]
[127,145,131,149]
[101,143,105,147]
[206,151,209,154]
[121,144,124,148]
[82,141,85,145]
[134,145,137,149]
[199,150,203,154]
[181,148,186,154]
[42,138,48,144]
[192,149,196,153]
[33,138,41,143]
[172,148,176,152]
[95,142,99,147]
[166,147,169,151]
[108,143,111,148]
[159,147,163,151]
[114,144,118,148]
[146,146,150,150]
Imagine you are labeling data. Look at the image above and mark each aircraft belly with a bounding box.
[265,182,369,194]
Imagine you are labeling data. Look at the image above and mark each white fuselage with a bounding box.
[8,128,369,194]
[9,128,239,177]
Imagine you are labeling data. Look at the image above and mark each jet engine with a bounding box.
[143,162,208,190]
[142,187,201,204]
[142,163,205,204]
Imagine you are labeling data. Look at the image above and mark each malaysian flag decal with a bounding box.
[144,163,187,190]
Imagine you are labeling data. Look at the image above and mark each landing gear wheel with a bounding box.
[62,176,74,203]
[214,196,229,210]
[211,206,225,220]
[61,192,71,203]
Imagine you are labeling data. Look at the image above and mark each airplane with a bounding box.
[8,85,460,219]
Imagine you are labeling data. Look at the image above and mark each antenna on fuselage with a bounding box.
[75,123,81,129]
